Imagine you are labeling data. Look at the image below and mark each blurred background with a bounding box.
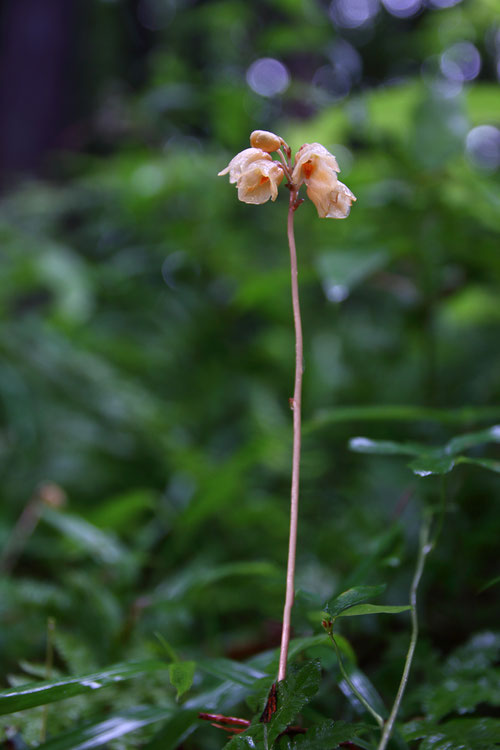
[1,0,500,745]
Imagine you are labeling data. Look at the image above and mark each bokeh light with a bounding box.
[440,42,481,82]
[382,0,423,18]
[246,58,290,97]
[329,0,380,29]
[312,65,352,101]
[427,0,463,8]
[465,125,500,171]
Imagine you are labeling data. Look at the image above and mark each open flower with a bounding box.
[218,148,271,184]
[291,142,356,219]
[236,159,284,204]
[292,142,340,185]
[309,179,356,219]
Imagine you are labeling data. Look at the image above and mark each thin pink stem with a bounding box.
[278,187,303,682]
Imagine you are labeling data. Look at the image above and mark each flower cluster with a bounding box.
[218,130,356,219]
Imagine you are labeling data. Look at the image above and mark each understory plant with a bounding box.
[1,130,499,750]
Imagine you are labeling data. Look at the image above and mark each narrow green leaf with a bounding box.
[337,603,411,617]
[457,456,500,474]
[198,658,266,686]
[479,575,500,593]
[339,662,388,720]
[169,661,196,699]
[306,405,500,433]
[143,709,200,749]
[410,455,500,477]
[0,661,168,715]
[323,585,386,618]
[42,508,128,566]
[349,437,426,457]
[35,707,175,750]
[444,425,500,455]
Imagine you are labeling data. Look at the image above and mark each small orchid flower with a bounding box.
[291,142,356,219]
[218,147,272,184]
[236,159,284,204]
[218,133,355,218]
[217,130,357,693]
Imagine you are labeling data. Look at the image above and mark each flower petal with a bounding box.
[218,148,271,183]
[237,160,284,204]
[292,142,340,186]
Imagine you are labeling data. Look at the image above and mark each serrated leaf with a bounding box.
[0,661,168,715]
[337,603,410,617]
[169,661,196,699]
[403,717,500,749]
[223,660,322,749]
[323,585,386,618]
[35,706,175,750]
[283,719,371,749]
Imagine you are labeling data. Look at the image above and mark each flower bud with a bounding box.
[250,130,282,153]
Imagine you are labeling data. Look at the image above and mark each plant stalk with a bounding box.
[278,187,303,683]
[377,517,432,750]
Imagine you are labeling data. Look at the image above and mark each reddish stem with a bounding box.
[278,186,303,683]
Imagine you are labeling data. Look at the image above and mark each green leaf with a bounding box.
[337,603,411,617]
[143,709,200,749]
[444,425,500,455]
[479,575,500,592]
[409,454,456,477]
[198,658,267,686]
[338,662,388,720]
[323,585,386,618]
[35,707,176,750]
[42,508,129,566]
[224,660,322,749]
[403,718,500,749]
[282,719,371,749]
[348,437,427,457]
[169,661,196,699]
[268,660,322,742]
[0,661,168,715]
[306,405,500,433]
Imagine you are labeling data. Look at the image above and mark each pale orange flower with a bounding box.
[218,148,271,184]
[291,142,356,219]
[236,159,284,204]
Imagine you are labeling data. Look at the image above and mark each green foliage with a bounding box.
[0,662,168,715]
[1,0,499,748]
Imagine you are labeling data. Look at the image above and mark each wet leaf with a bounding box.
[337,603,410,617]
[323,585,386,618]
[282,719,371,749]
[0,661,168,715]
[35,706,176,750]
[403,717,500,749]
[169,661,196,699]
